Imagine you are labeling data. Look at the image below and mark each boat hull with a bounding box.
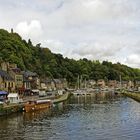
[24,100,52,112]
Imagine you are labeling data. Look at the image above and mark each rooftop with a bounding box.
[0,70,14,81]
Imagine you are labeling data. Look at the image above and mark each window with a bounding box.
[5,82,7,88]
[11,82,13,88]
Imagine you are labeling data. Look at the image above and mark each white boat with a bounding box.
[8,93,23,103]
[72,89,87,96]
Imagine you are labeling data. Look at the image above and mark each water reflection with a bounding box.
[71,92,123,104]
[0,92,140,140]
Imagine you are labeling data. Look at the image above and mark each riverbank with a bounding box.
[0,92,71,116]
[122,92,140,102]
[0,103,23,116]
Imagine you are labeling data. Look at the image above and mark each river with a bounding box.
[0,92,140,140]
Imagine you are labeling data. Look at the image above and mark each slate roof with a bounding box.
[22,71,38,82]
[22,71,37,77]
[11,68,21,74]
[0,70,14,81]
[40,79,52,83]
[53,79,62,84]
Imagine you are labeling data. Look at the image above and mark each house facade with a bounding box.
[23,71,40,90]
[97,79,106,88]
[53,79,68,90]
[87,80,96,88]
[40,79,56,91]
[0,62,16,92]
[9,68,23,92]
[135,81,140,91]
[108,80,117,88]
[0,70,15,92]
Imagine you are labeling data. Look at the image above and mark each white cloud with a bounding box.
[15,20,43,44]
[42,39,64,54]
[72,39,123,60]
[0,0,140,68]
[125,54,140,68]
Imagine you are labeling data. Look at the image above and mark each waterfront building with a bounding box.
[135,81,140,91]
[9,68,23,93]
[53,78,68,90]
[97,79,106,88]
[60,78,68,89]
[0,70,15,92]
[53,79,62,90]
[121,81,129,88]
[108,80,117,88]
[22,71,40,91]
[7,93,22,103]
[87,80,96,88]
[40,79,56,91]
[127,80,134,89]
[0,62,23,93]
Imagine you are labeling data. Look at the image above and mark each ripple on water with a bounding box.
[0,93,140,140]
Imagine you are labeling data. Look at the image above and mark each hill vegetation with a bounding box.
[0,29,140,86]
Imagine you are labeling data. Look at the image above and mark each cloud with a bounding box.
[62,0,140,27]
[42,39,64,54]
[15,20,43,44]
[0,0,140,68]
[125,54,140,68]
[72,39,123,60]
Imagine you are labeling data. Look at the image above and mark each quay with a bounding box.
[0,92,71,116]
[122,91,140,102]
[23,92,71,104]
[0,103,24,116]
[52,92,70,104]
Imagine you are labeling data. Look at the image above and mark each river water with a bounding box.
[0,92,140,140]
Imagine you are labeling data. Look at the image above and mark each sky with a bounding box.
[0,0,140,68]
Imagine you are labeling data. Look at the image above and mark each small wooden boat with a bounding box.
[23,99,52,112]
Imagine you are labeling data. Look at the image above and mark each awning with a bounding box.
[8,93,18,98]
[32,89,40,93]
[0,91,8,95]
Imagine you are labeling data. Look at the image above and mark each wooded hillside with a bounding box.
[0,29,140,85]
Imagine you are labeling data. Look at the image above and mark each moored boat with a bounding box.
[0,93,24,116]
[23,99,52,112]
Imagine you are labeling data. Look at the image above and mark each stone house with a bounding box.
[22,71,40,90]
[53,78,68,90]
[87,80,96,88]
[135,81,140,91]
[9,68,23,93]
[121,81,128,88]
[0,70,15,92]
[40,79,56,91]
[97,79,106,88]
[60,78,68,89]
[53,79,62,90]
[127,80,134,89]
[108,80,117,88]
[0,62,24,93]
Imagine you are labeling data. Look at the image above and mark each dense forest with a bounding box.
[0,29,140,86]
